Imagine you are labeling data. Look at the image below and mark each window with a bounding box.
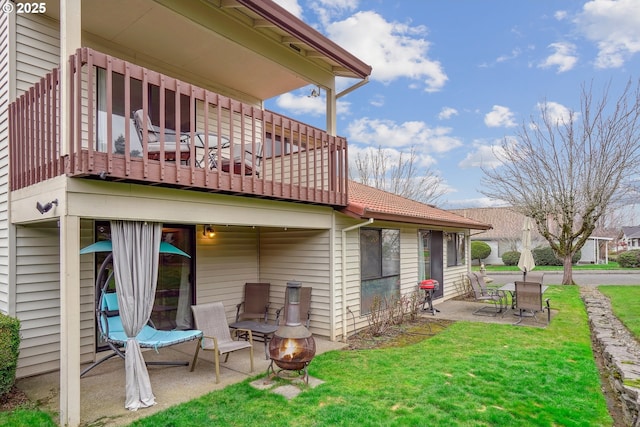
[418,230,431,280]
[446,232,466,267]
[360,228,400,313]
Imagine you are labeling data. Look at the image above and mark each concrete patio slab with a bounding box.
[16,337,346,427]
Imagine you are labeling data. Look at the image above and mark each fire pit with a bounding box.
[268,281,316,383]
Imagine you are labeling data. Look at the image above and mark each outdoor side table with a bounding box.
[229,320,278,359]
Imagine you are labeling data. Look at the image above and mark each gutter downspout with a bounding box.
[340,218,373,341]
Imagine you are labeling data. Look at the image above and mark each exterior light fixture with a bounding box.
[203,225,215,238]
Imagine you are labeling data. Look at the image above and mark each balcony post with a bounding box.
[59,3,82,426]
[59,0,81,158]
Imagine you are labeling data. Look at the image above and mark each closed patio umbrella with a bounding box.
[518,217,536,280]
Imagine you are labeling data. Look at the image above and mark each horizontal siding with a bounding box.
[0,0,10,314]
[14,220,95,378]
[259,229,331,338]
[15,13,59,94]
[195,226,260,321]
[14,223,60,377]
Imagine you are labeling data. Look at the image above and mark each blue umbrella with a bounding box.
[80,240,191,258]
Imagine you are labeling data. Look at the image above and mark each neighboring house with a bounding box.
[1,1,490,424]
[452,207,611,265]
[620,226,640,250]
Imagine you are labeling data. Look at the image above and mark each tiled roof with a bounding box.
[622,226,640,239]
[449,207,532,239]
[343,181,491,230]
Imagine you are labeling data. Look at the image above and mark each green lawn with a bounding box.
[1,286,622,426]
[599,286,640,340]
[477,262,629,272]
[131,286,611,427]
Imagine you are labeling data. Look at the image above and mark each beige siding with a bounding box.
[333,214,472,338]
[259,228,331,338]
[14,220,94,378]
[15,13,59,95]
[195,226,260,321]
[0,1,11,313]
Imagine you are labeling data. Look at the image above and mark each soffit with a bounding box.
[44,0,369,101]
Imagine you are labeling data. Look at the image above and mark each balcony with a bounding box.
[9,48,348,206]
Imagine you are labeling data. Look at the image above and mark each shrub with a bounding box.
[502,251,521,266]
[618,250,640,268]
[471,241,491,264]
[0,313,21,398]
[533,246,581,266]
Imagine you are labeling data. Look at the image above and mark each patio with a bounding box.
[17,337,346,427]
[15,295,557,426]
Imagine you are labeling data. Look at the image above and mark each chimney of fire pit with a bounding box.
[276,281,312,338]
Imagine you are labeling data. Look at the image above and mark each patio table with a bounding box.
[229,320,278,359]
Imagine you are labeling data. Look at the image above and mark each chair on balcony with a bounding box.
[201,137,263,177]
[132,109,191,163]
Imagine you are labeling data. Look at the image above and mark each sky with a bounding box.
[264,0,640,214]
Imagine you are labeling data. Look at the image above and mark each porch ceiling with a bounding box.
[44,0,369,101]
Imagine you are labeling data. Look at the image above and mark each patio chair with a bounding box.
[132,109,190,162]
[467,272,506,316]
[235,282,271,322]
[190,302,254,383]
[514,281,551,325]
[80,279,203,377]
[275,286,312,327]
[201,137,263,177]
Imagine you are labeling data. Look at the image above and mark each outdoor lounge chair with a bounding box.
[190,302,255,383]
[235,282,271,322]
[80,265,203,377]
[199,135,262,176]
[514,281,551,325]
[132,109,191,162]
[275,286,312,327]
[467,272,506,316]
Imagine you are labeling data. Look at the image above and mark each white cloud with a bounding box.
[535,101,575,125]
[496,48,522,63]
[346,117,462,153]
[370,94,385,107]
[273,0,303,19]
[554,10,568,21]
[275,90,351,116]
[349,144,437,170]
[458,140,512,169]
[538,42,578,73]
[309,0,360,27]
[444,197,508,209]
[438,107,458,120]
[484,105,517,128]
[325,11,448,92]
[574,0,640,68]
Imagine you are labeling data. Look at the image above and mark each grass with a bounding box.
[599,286,640,340]
[0,408,56,427]
[477,262,629,272]
[131,286,612,427]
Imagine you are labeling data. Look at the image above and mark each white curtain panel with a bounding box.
[110,220,162,411]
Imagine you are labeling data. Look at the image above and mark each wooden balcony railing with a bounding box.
[9,48,349,206]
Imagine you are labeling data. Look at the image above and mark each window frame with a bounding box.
[360,228,401,314]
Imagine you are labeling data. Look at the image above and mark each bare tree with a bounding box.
[480,80,640,285]
[351,145,447,205]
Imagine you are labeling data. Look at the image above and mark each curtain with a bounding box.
[175,258,192,329]
[110,220,162,411]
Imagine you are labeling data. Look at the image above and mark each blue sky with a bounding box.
[266,0,640,211]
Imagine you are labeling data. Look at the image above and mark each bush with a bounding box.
[532,246,581,266]
[0,313,20,398]
[502,251,521,266]
[618,250,640,268]
[470,241,491,264]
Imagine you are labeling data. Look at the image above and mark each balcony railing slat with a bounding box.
[8,47,348,206]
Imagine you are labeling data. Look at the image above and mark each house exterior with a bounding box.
[452,207,611,265]
[620,226,640,250]
[1,1,490,424]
